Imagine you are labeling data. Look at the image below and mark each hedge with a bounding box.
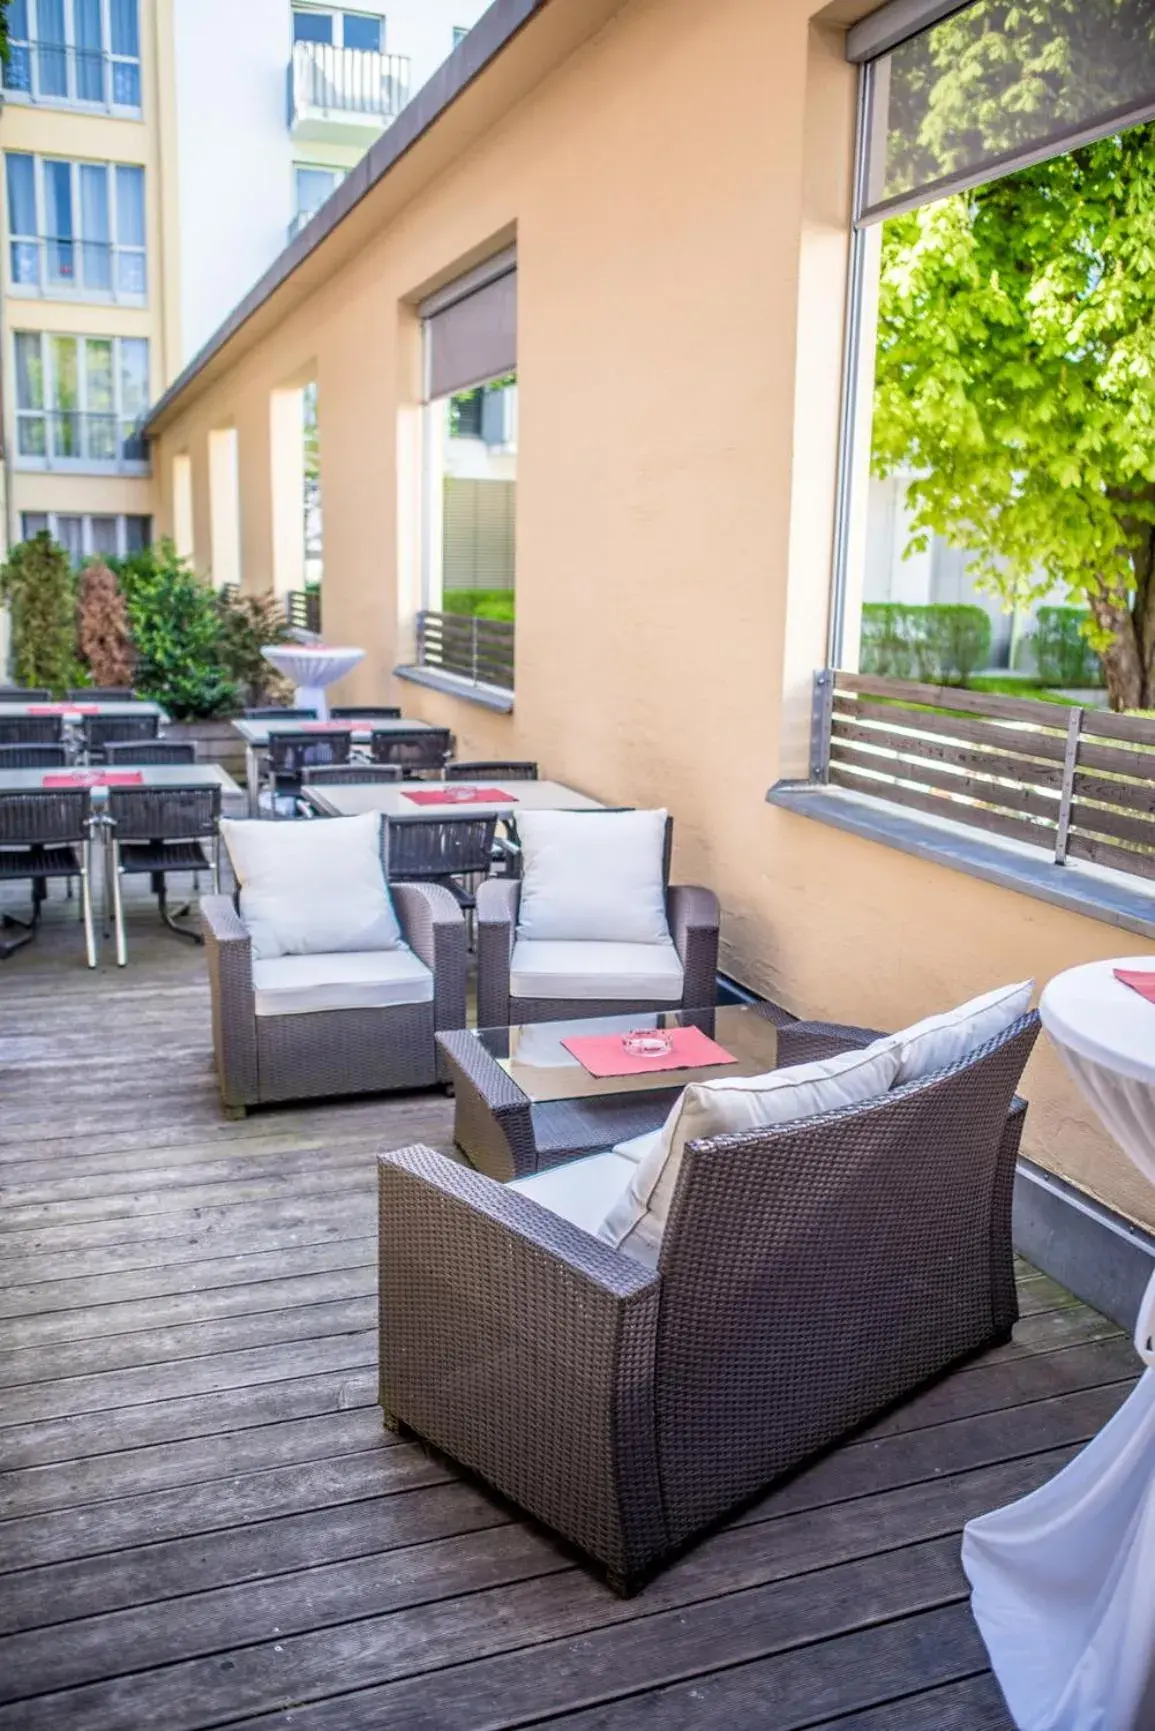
[442,588,515,623]
[859,603,992,686]
[1029,607,1104,687]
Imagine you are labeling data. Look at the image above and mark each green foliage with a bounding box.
[1029,607,1106,687]
[112,541,238,720]
[872,118,1155,707]
[216,589,293,707]
[0,534,79,695]
[966,675,1079,706]
[860,603,991,685]
[0,1,10,66]
[442,588,515,623]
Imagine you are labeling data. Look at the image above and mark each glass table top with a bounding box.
[473,1005,779,1104]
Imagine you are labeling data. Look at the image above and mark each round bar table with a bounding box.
[963,957,1155,1731]
[260,644,364,720]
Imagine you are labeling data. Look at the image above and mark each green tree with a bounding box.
[0,534,79,694]
[114,541,238,719]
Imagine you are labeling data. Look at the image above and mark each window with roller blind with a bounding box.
[21,511,150,565]
[420,250,517,616]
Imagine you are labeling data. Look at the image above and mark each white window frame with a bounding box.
[292,6,385,51]
[13,329,150,475]
[5,152,147,304]
[20,510,151,562]
[2,0,142,115]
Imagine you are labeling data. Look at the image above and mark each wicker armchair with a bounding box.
[476,873,720,1025]
[378,1013,1039,1592]
[202,880,467,1112]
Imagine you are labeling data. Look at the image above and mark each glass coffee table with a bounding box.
[437,1005,793,1182]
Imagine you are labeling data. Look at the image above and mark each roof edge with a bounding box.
[144,0,550,436]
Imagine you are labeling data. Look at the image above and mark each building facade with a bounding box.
[0,0,491,564]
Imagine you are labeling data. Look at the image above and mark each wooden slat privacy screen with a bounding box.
[814,671,1155,882]
[416,610,514,691]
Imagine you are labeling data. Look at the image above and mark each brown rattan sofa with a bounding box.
[201,881,467,1113]
[377,1011,1039,1592]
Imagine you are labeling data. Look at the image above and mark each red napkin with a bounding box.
[28,703,101,715]
[1114,969,1155,1005]
[402,786,517,806]
[43,771,145,788]
[560,1026,737,1078]
[301,722,354,732]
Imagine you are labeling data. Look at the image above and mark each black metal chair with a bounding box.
[105,741,196,766]
[301,763,403,784]
[369,728,453,777]
[446,761,539,781]
[330,706,403,720]
[0,788,96,965]
[83,713,160,761]
[386,813,498,942]
[105,784,222,962]
[263,730,353,816]
[0,716,65,747]
[0,743,68,771]
[0,687,51,701]
[243,707,318,721]
[69,686,135,702]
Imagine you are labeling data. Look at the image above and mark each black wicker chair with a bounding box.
[303,763,403,783]
[0,743,68,771]
[369,728,453,776]
[263,730,353,816]
[243,707,318,721]
[378,1013,1041,1593]
[105,784,221,962]
[446,761,539,781]
[69,686,135,701]
[331,706,402,720]
[0,788,96,965]
[386,813,498,941]
[0,716,65,747]
[105,740,196,766]
[83,713,160,761]
[0,687,51,701]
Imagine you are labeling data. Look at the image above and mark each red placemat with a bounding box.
[402,786,517,806]
[301,722,355,732]
[561,1025,737,1078]
[43,771,145,788]
[27,703,101,715]
[1114,968,1155,1005]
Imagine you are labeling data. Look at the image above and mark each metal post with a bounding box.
[471,615,479,684]
[810,669,835,783]
[1054,706,1084,865]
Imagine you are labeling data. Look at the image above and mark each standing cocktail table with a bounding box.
[438,1003,819,1182]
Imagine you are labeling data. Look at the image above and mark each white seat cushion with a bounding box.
[221,812,401,960]
[509,938,684,1002]
[890,980,1034,1084]
[597,1039,902,1266]
[613,1128,661,1166]
[515,809,671,944]
[510,1151,637,1242]
[251,946,432,1016]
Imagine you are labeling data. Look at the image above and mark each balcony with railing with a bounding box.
[1,40,141,112]
[15,410,149,476]
[8,236,147,304]
[287,40,410,145]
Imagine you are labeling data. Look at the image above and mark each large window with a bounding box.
[290,164,343,237]
[2,0,141,112]
[13,331,149,471]
[292,7,383,51]
[21,510,150,564]
[5,153,146,301]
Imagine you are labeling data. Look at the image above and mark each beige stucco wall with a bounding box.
[150,0,1155,1235]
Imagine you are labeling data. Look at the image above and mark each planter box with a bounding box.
[166,718,248,782]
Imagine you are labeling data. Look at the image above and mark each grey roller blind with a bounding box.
[422,250,517,401]
[856,0,1155,226]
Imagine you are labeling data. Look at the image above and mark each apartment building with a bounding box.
[0,0,491,562]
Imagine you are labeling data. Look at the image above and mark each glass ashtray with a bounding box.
[441,785,475,800]
[622,1030,674,1058]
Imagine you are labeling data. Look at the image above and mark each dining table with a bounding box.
[0,763,241,797]
[963,956,1155,1731]
[231,715,440,816]
[299,777,605,820]
[0,699,166,723]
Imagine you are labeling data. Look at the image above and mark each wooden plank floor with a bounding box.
[0,883,1141,1729]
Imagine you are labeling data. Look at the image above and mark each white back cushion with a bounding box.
[598,1039,901,1265]
[891,980,1033,1084]
[515,809,671,945]
[221,812,401,960]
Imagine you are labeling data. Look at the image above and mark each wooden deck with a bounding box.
[0,887,1141,1729]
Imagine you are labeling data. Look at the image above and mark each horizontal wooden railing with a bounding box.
[811,670,1155,881]
[416,610,514,692]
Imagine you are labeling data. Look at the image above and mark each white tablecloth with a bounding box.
[260,645,364,719]
[963,957,1155,1731]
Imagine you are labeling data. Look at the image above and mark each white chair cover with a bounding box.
[962,959,1155,1730]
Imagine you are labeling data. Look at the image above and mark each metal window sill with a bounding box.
[394,664,514,714]
[766,779,1155,943]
